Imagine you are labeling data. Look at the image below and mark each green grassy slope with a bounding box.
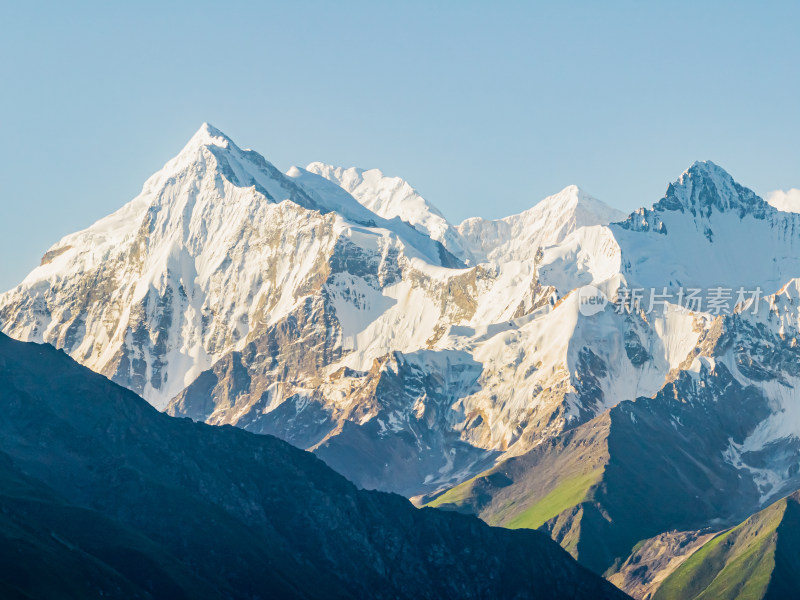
[654,491,800,600]
[425,415,609,527]
[503,470,603,530]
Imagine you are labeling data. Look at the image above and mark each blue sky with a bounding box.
[1,1,798,291]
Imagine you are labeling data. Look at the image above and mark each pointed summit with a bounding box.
[146,122,243,192]
[180,122,235,153]
[684,159,725,175]
[656,160,769,218]
[530,185,624,221]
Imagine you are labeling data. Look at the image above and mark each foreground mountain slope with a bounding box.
[653,490,800,600]
[0,455,217,600]
[0,333,628,600]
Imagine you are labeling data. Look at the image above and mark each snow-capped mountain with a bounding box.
[457,185,626,264]
[0,124,460,408]
[0,124,632,495]
[6,124,800,596]
[610,161,800,294]
[4,125,800,556]
[427,279,800,585]
[419,164,800,587]
[533,161,800,301]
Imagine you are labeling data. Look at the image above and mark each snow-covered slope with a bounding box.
[306,164,626,272]
[536,162,800,297]
[306,162,471,262]
[413,165,800,580]
[457,185,626,264]
[611,161,800,295]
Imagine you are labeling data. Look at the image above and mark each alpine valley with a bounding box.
[3,124,800,599]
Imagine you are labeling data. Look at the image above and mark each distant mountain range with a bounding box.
[3,124,800,598]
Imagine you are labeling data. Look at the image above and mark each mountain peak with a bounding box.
[529,185,624,223]
[456,186,625,264]
[676,160,731,189]
[542,184,591,208]
[560,183,582,196]
[655,160,769,218]
[181,122,234,153]
[686,158,722,174]
[305,162,446,218]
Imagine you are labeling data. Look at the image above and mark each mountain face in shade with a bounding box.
[0,333,627,600]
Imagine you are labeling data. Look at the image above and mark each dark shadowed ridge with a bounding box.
[0,334,628,600]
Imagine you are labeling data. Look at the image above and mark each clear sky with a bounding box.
[1,0,798,292]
